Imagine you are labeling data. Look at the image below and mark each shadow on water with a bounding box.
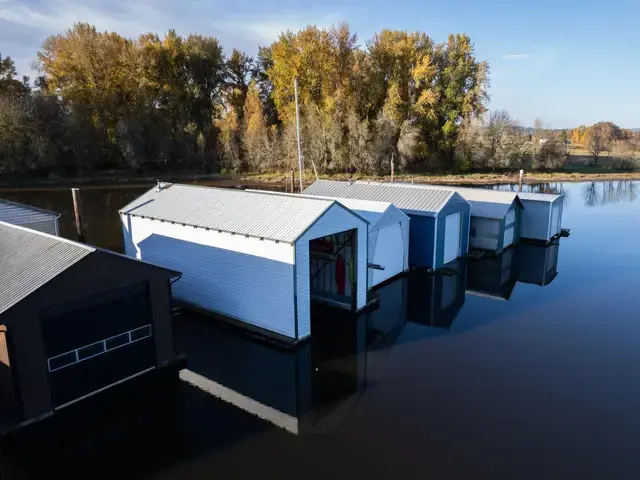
[1,368,272,479]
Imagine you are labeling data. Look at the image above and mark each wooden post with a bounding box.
[518,169,524,192]
[390,153,395,182]
[290,169,295,193]
[71,188,85,242]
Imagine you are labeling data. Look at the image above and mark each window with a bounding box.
[130,325,152,342]
[48,351,77,372]
[470,227,477,238]
[77,341,105,360]
[47,324,153,372]
[105,332,129,351]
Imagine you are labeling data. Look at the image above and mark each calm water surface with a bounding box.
[2,180,640,479]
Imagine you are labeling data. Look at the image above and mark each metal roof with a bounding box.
[379,182,523,219]
[0,198,60,227]
[120,183,351,243]
[516,192,563,202]
[246,189,403,229]
[302,180,457,216]
[0,222,94,315]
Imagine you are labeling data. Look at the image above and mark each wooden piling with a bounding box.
[390,153,395,182]
[518,170,524,192]
[71,188,85,242]
[290,168,295,193]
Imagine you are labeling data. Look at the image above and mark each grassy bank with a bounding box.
[238,170,640,186]
[1,169,640,192]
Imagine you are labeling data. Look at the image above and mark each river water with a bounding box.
[2,180,640,479]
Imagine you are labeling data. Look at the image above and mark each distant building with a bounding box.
[0,222,183,435]
[303,180,471,270]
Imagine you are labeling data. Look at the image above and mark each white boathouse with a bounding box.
[120,184,369,343]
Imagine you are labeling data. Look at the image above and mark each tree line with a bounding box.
[0,23,637,179]
[0,23,489,177]
[569,123,639,163]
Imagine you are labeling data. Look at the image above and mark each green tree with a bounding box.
[0,54,30,97]
[427,34,489,167]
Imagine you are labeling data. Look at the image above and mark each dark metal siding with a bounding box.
[407,215,436,268]
[0,251,177,424]
[435,197,471,268]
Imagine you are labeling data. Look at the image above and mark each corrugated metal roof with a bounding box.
[302,180,455,216]
[0,198,60,227]
[120,183,345,243]
[245,189,395,227]
[378,182,526,219]
[516,192,563,202]
[0,222,94,315]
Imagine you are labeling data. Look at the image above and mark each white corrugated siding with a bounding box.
[0,203,59,235]
[519,200,552,241]
[470,217,500,251]
[122,214,297,338]
[295,204,368,339]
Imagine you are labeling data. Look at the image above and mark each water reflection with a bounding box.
[583,181,638,207]
[495,182,567,196]
[467,249,518,301]
[175,305,367,436]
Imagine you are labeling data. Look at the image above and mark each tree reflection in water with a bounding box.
[583,181,638,207]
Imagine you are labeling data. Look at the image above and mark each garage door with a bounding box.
[443,212,461,264]
[503,226,515,248]
[551,203,561,236]
[371,225,404,287]
[42,283,156,408]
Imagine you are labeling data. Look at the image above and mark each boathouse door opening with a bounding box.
[310,229,358,311]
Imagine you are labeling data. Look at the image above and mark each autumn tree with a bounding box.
[242,81,271,170]
[586,122,621,163]
[569,125,587,146]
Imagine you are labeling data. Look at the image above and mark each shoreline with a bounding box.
[1,171,639,191]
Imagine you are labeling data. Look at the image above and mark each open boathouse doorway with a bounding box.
[310,229,359,311]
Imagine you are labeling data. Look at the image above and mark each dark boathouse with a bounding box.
[0,222,182,434]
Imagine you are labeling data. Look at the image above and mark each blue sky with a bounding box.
[1,0,638,128]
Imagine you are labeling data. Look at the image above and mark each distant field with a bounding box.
[565,146,640,172]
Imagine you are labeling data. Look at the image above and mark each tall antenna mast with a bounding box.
[294,77,304,192]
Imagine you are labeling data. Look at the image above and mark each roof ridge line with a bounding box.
[0,221,95,252]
